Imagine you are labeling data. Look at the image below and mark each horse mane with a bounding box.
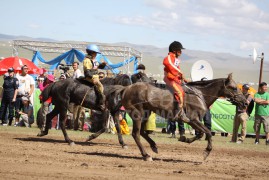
[131,72,152,83]
[75,78,95,86]
[114,74,131,86]
[187,78,225,87]
[100,77,115,85]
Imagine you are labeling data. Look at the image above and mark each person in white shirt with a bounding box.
[72,62,82,79]
[15,65,35,125]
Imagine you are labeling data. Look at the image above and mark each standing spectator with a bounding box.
[38,74,55,131]
[231,84,253,143]
[253,82,269,145]
[178,120,185,136]
[72,62,82,79]
[15,65,35,125]
[0,68,18,126]
[16,96,34,127]
[145,112,156,135]
[195,108,212,138]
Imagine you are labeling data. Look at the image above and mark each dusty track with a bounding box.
[0,127,268,180]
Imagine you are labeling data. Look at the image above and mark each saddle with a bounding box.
[76,77,95,87]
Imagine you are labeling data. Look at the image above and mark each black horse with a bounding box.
[37,74,132,146]
[105,74,247,160]
[37,78,110,145]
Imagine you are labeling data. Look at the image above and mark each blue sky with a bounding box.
[1,0,269,58]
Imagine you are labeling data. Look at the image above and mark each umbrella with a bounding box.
[0,56,41,75]
[0,64,9,75]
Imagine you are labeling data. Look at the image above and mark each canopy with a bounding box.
[0,56,41,75]
[32,49,139,74]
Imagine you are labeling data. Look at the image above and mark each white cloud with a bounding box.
[240,41,262,50]
[108,0,269,56]
[144,0,186,10]
[28,23,41,29]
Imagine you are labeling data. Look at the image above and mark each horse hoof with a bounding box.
[203,150,210,160]
[69,142,76,146]
[122,145,128,149]
[85,136,94,142]
[151,146,158,154]
[37,131,48,137]
[143,156,153,161]
[178,136,186,142]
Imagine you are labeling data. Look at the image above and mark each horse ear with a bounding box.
[228,73,233,80]
[225,73,233,84]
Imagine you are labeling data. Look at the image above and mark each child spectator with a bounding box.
[16,96,34,127]
[117,112,130,135]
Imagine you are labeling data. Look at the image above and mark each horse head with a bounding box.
[131,72,154,84]
[221,73,248,109]
[114,74,132,86]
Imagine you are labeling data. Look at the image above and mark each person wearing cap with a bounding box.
[38,74,55,131]
[83,44,107,111]
[253,82,269,145]
[15,65,35,124]
[0,67,19,126]
[163,41,189,122]
[16,96,34,127]
[231,84,253,143]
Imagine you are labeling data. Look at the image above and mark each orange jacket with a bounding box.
[163,53,182,82]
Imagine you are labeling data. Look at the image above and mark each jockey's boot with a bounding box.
[177,109,190,123]
[96,92,106,111]
[173,101,190,123]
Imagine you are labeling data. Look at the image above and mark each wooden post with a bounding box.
[258,52,264,85]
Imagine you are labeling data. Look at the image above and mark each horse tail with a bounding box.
[40,83,54,102]
[105,85,126,114]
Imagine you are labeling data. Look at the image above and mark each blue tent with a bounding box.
[32,49,139,74]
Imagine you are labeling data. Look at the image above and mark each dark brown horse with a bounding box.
[115,74,247,160]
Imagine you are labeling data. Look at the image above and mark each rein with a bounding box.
[80,89,91,106]
[184,79,240,104]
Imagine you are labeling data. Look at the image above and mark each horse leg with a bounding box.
[59,110,74,146]
[181,120,212,160]
[85,110,109,142]
[131,109,152,161]
[113,112,128,149]
[140,120,158,154]
[73,105,79,130]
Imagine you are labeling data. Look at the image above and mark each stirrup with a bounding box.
[173,108,183,120]
[175,109,189,122]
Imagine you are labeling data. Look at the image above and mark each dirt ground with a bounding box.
[0,127,268,180]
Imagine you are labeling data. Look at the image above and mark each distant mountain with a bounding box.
[0,33,57,42]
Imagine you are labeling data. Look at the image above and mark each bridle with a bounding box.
[223,81,241,101]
